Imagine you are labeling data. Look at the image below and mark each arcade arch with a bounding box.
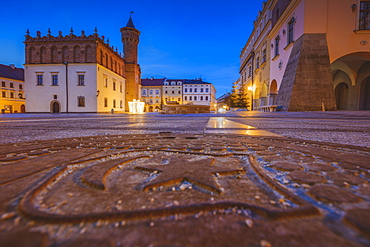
[331,52,370,110]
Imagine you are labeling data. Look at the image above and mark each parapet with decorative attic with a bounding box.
[24,28,126,77]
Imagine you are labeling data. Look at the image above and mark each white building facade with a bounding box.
[183,79,217,111]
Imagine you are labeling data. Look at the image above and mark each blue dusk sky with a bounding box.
[0,0,264,97]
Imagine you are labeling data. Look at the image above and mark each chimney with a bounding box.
[9,64,15,69]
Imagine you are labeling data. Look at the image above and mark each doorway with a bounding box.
[52,101,60,113]
[335,82,349,110]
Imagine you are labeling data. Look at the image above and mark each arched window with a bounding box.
[29,47,36,64]
[51,46,58,63]
[40,46,46,63]
[62,46,69,62]
[73,45,81,63]
[85,45,92,62]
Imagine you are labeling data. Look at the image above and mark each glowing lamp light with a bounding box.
[128,99,145,114]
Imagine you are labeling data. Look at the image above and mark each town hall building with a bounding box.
[24,16,141,113]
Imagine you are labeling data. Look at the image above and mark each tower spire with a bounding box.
[126,12,136,29]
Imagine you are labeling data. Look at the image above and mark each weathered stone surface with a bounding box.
[276,33,336,111]
[309,185,361,203]
[0,133,368,246]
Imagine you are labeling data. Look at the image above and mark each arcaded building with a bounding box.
[239,0,370,111]
[24,16,141,113]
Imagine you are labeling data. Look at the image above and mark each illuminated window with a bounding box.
[78,96,85,107]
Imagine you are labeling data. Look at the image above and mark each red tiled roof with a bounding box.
[0,64,24,81]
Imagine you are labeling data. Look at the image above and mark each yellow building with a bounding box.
[0,64,25,113]
[239,0,370,111]
[141,78,165,112]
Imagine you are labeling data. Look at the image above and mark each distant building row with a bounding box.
[238,0,370,111]
[141,78,217,112]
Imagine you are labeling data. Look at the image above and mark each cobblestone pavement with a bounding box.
[0,111,369,246]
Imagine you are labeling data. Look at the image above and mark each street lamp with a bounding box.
[248,86,254,111]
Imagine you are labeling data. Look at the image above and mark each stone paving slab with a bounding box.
[0,133,369,246]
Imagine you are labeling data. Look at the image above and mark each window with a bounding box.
[256,57,260,69]
[178,91,181,94]
[120,83,123,93]
[200,88,203,93]
[37,75,43,85]
[78,96,85,107]
[113,80,116,91]
[19,84,23,90]
[194,88,197,93]
[205,88,209,93]
[53,95,57,99]
[171,81,175,85]
[185,88,188,93]
[142,89,146,95]
[156,90,159,95]
[359,1,370,30]
[104,76,108,87]
[149,99,153,103]
[205,96,209,101]
[113,99,116,108]
[172,90,174,94]
[165,90,168,94]
[248,65,252,78]
[189,88,192,93]
[275,36,280,57]
[120,100,123,108]
[185,96,187,100]
[78,75,85,86]
[10,83,14,88]
[189,96,192,100]
[1,81,5,87]
[178,98,180,101]
[149,90,153,95]
[156,99,159,103]
[52,75,58,86]
[288,18,295,44]
[1,91,5,97]
[200,96,203,100]
[194,96,197,100]
[262,49,266,63]
[10,92,14,98]
[104,98,108,107]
